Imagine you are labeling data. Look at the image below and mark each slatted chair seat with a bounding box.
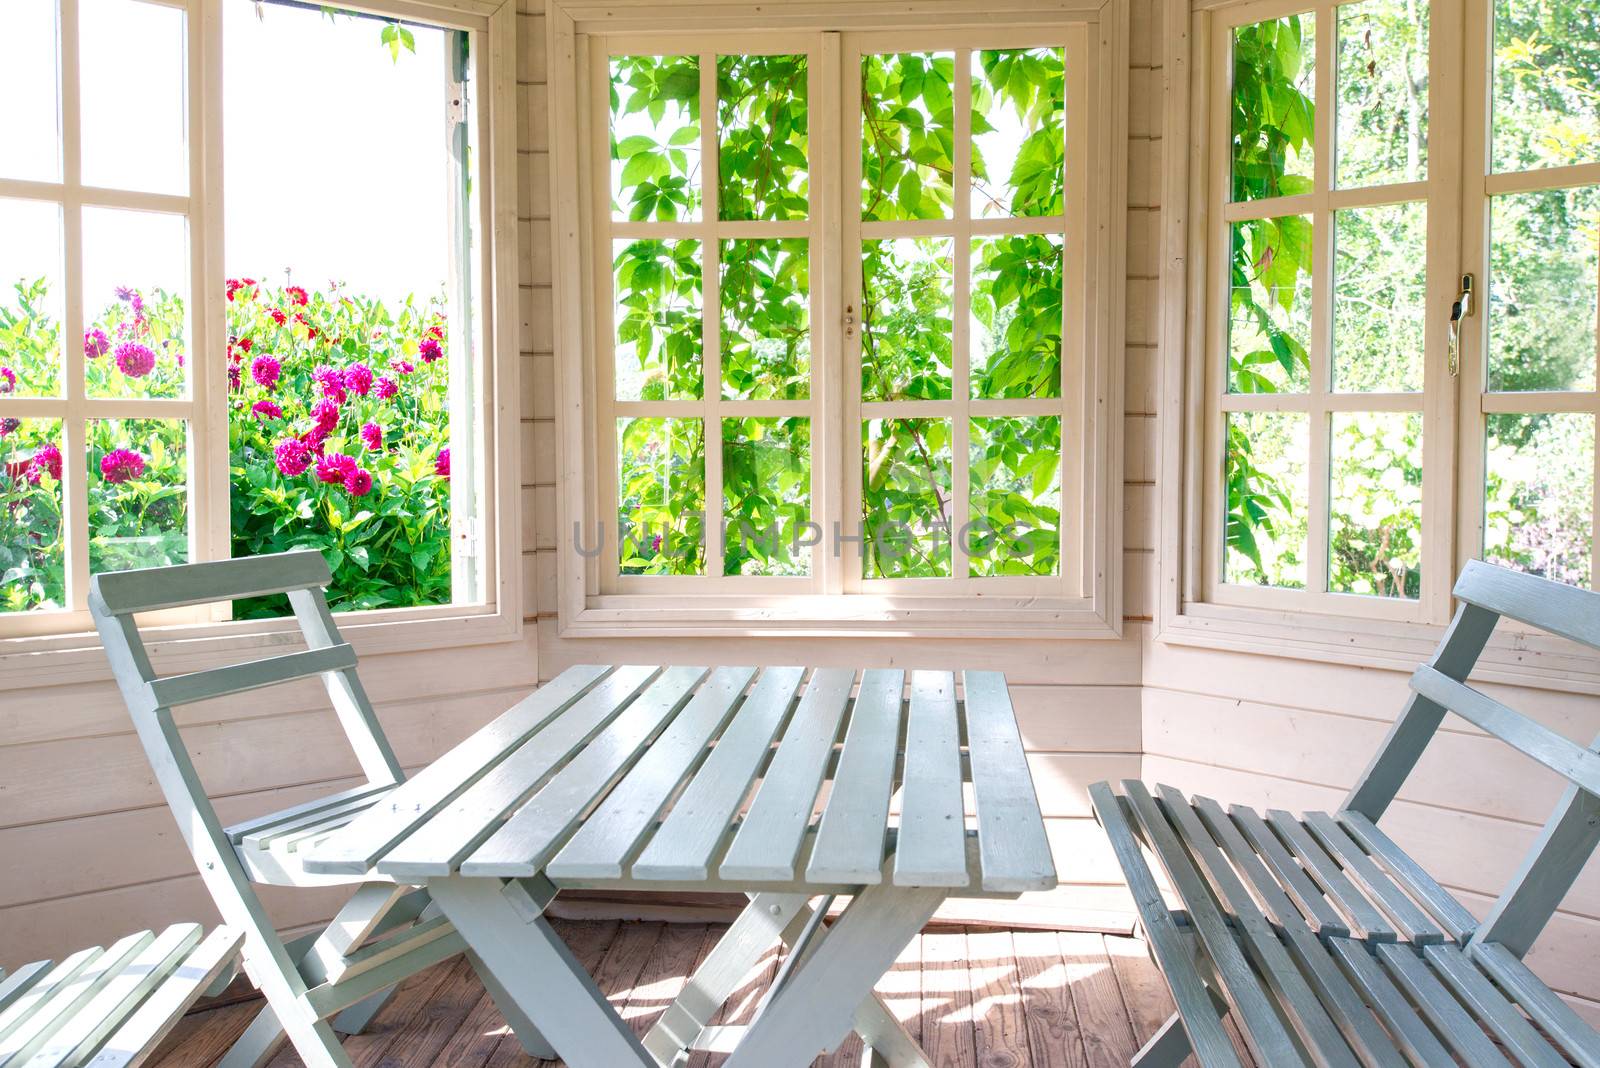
[1092,561,1600,1068]
[0,924,242,1068]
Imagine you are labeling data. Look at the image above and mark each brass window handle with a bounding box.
[1448,273,1475,377]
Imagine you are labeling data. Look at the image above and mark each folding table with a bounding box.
[303,664,1056,1068]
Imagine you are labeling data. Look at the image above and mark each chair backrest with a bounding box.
[1342,560,1600,957]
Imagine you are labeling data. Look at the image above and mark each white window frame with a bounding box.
[0,0,525,684]
[1158,0,1600,692]
[548,0,1129,638]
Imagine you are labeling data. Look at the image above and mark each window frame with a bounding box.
[1160,0,1600,693]
[549,0,1129,638]
[0,0,526,680]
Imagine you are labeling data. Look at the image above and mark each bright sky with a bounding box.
[0,0,452,316]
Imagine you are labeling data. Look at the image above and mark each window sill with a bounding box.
[1158,601,1600,696]
[0,602,524,693]
[560,593,1124,639]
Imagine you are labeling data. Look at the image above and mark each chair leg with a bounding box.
[1133,1011,1194,1068]
[216,1003,289,1068]
[330,984,397,1036]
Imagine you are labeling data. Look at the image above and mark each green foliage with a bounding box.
[970,234,1062,398]
[618,416,704,575]
[971,48,1065,217]
[611,55,702,221]
[718,54,809,221]
[861,52,957,221]
[720,238,809,400]
[968,417,1060,576]
[614,238,703,400]
[1231,15,1316,201]
[723,417,810,575]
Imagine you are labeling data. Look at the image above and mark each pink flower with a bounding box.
[114,341,157,378]
[250,355,281,389]
[225,278,256,301]
[343,363,374,396]
[419,337,443,363]
[0,418,19,438]
[392,359,416,376]
[0,367,14,393]
[311,399,340,434]
[229,364,242,391]
[285,285,309,307]
[27,444,62,484]
[313,364,346,402]
[344,468,374,496]
[237,337,253,353]
[252,399,283,421]
[274,437,312,477]
[268,308,287,326]
[434,447,450,480]
[375,376,398,400]
[99,448,146,484]
[315,452,357,485]
[84,329,110,359]
[360,422,383,451]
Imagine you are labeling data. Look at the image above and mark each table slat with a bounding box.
[893,672,968,887]
[804,669,905,885]
[546,666,757,880]
[719,669,856,881]
[459,666,711,877]
[631,668,805,881]
[962,671,1055,892]
[373,666,662,877]
[303,665,613,874]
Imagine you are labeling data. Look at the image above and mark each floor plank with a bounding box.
[1013,928,1087,1068]
[1058,932,1139,1068]
[920,928,977,1068]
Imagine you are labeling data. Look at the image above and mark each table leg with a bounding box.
[426,875,656,1068]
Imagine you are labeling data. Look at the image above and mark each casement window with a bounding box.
[1183,0,1600,636]
[550,2,1126,636]
[0,0,521,653]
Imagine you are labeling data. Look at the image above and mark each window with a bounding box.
[0,0,519,646]
[1189,0,1600,632]
[554,6,1124,636]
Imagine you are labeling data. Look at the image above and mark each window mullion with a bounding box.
[60,0,90,614]
[815,31,843,595]
[700,51,723,579]
[952,47,973,581]
[1306,2,1335,597]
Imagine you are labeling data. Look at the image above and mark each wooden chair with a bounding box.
[0,924,241,1067]
[1091,561,1600,1068]
[87,551,553,1068]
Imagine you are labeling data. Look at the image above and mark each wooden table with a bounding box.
[303,665,1055,1068]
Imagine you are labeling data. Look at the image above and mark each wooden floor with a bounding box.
[145,919,1242,1068]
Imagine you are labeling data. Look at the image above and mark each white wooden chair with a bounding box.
[0,924,241,1067]
[87,551,553,1068]
[1092,561,1600,1068]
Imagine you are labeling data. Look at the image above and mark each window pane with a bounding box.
[614,238,703,401]
[1329,412,1422,597]
[970,234,1063,399]
[1225,410,1308,588]
[1228,216,1313,393]
[81,0,187,195]
[721,238,808,400]
[83,207,189,400]
[862,52,956,221]
[0,419,65,613]
[225,5,458,617]
[0,198,64,398]
[618,417,705,575]
[1333,202,1426,392]
[88,418,188,574]
[971,48,1065,218]
[1486,412,1593,586]
[723,416,810,576]
[1336,0,1429,188]
[612,55,701,222]
[1493,0,1600,173]
[863,418,952,578]
[718,54,808,221]
[862,238,953,400]
[1231,14,1315,202]
[1488,186,1599,393]
[969,416,1061,577]
[1,0,60,182]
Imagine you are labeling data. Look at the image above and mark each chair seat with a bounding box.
[1090,780,1600,1068]
[224,782,399,887]
[0,924,242,1068]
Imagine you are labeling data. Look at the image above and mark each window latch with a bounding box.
[447,82,468,127]
[1448,273,1475,377]
[843,303,855,338]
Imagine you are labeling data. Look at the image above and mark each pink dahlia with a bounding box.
[27,444,62,484]
[100,448,146,484]
[274,437,313,477]
[313,364,346,402]
[252,399,283,421]
[229,363,242,391]
[419,337,443,363]
[344,467,374,496]
[374,376,398,400]
[311,398,340,434]
[315,451,357,485]
[360,422,383,451]
[434,447,450,480]
[392,359,416,376]
[250,354,282,389]
[343,363,373,396]
[114,341,157,378]
[84,328,110,359]
[0,366,14,394]
[285,285,309,307]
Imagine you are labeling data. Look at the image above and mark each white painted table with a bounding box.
[303,665,1055,1068]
